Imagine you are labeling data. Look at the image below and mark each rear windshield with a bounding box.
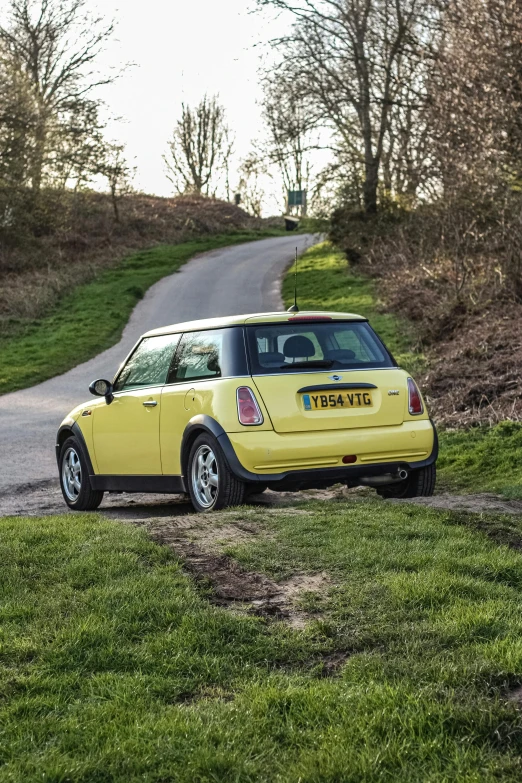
[246,321,394,375]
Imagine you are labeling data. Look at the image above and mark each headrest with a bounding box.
[283,335,316,359]
[207,355,221,373]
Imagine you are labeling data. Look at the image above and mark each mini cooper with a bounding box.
[56,311,437,513]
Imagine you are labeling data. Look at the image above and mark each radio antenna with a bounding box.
[287,247,299,313]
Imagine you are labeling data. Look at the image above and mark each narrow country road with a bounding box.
[2,231,521,519]
[0,234,316,494]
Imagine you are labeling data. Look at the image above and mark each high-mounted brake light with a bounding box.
[237,386,264,425]
[289,316,332,322]
[407,377,424,415]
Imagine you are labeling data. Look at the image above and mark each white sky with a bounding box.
[92,0,288,210]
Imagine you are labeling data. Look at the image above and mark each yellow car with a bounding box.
[56,311,437,513]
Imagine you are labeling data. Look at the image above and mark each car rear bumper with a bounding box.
[219,419,438,486]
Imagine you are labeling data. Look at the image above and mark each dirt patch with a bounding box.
[249,573,331,630]
[442,510,522,552]
[128,513,331,629]
[256,486,351,505]
[390,493,522,516]
[0,479,198,518]
[277,573,331,600]
[175,686,236,707]
[0,482,331,627]
[318,651,351,675]
[3,481,522,523]
[0,481,323,519]
[177,547,281,603]
[0,479,335,627]
[508,685,522,705]
[145,513,267,550]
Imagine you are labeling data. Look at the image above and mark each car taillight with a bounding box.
[407,377,424,415]
[237,386,264,425]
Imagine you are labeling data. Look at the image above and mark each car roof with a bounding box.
[143,311,366,338]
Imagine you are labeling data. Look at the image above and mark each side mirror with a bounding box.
[89,378,114,404]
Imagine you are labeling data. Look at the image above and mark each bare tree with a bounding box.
[261,75,312,202]
[97,143,135,222]
[237,153,266,217]
[47,99,108,189]
[0,51,35,189]
[424,0,522,295]
[258,0,441,212]
[164,95,233,196]
[429,0,522,192]
[0,0,115,193]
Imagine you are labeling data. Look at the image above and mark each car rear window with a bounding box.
[246,321,394,374]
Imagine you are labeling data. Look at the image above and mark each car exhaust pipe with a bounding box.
[359,469,408,487]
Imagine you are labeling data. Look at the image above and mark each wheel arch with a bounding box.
[56,425,74,460]
[180,415,227,481]
[56,421,95,478]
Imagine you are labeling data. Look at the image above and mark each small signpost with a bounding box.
[287,190,307,214]
[285,189,307,231]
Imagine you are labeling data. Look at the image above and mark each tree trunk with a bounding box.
[30,113,47,193]
[111,184,120,222]
[363,158,379,213]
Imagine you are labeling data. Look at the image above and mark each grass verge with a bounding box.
[0,231,281,395]
[3,507,522,781]
[285,242,522,497]
[282,241,424,374]
[437,422,522,499]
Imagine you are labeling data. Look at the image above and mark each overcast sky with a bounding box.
[91,0,287,208]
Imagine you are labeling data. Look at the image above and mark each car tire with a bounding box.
[376,463,436,499]
[187,433,246,513]
[59,436,104,511]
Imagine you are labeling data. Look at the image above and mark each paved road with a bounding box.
[0,234,316,493]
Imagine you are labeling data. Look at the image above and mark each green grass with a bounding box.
[0,231,282,395]
[283,242,424,374]
[4,507,522,780]
[438,422,522,499]
[224,498,522,780]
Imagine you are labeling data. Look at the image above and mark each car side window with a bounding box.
[168,330,224,382]
[114,334,181,391]
[332,327,385,363]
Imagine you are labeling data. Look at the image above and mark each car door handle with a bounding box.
[142,400,158,407]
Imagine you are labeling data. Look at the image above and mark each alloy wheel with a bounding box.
[191,444,219,508]
[62,446,82,502]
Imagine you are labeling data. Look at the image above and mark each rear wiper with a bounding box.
[280,360,334,369]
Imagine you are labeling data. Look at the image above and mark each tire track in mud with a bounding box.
[127,511,330,630]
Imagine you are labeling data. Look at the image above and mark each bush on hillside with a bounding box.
[328,190,522,426]
[0,191,274,329]
[330,190,522,336]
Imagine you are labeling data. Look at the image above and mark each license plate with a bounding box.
[302,391,373,410]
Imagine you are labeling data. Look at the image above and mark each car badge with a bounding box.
[388,390,400,396]
[329,374,342,381]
